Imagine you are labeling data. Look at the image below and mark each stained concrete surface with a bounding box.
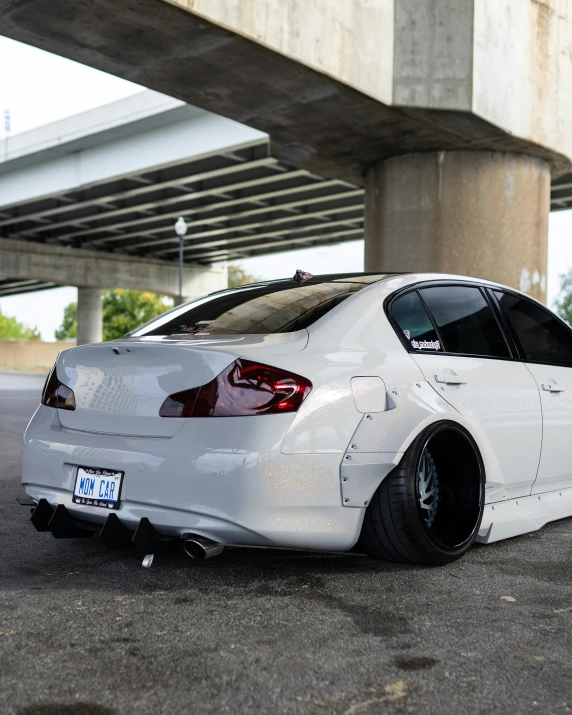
[2,0,570,185]
[1,372,572,715]
[364,150,550,302]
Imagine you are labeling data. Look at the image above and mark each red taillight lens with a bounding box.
[159,387,200,418]
[41,367,76,411]
[160,359,312,418]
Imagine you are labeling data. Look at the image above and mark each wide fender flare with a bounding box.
[346,381,504,497]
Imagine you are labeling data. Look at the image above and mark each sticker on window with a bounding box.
[403,330,411,339]
[411,339,441,351]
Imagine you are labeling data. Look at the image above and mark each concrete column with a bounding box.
[77,287,102,345]
[364,151,551,303]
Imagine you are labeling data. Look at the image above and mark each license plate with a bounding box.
[72,467,124,510]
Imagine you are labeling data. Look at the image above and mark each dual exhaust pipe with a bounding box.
[182,534,224,561]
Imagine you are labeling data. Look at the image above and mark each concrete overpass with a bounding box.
[1,0,572,327]
[0,91,363,342]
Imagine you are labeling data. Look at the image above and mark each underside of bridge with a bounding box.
[1,0,572,337]
[0,91,364,342]
[0,92,364,300]
[2,0,571,182]
[0,142,362,285]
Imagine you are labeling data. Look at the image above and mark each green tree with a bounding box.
[54,302,77,341]
[102,289,172,340]
[0,308,41,340]
[228,264,260,288]
[55,290,173,342]
[554,270,572,326]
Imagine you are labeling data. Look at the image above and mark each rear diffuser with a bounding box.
[132,517,158,556]
[31,500,93,539]
[30,503,167,566]
[30,498,55,532]
[99,513,133,550]
[48,504,93,539]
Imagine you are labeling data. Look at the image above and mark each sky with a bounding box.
[0,36,571,340]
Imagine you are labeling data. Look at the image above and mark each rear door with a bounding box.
[493,290,572,495]
[388,283,542,499]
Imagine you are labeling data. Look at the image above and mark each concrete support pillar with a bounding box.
[364,151,551,302]
[77,287,102,345]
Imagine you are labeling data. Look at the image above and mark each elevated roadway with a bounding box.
[0,91,363,298]
[0,90,364,342]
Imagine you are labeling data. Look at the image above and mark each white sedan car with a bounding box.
[22,272,572,565]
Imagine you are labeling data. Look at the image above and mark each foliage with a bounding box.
[0,307,41,340]
[102,290,173,341]
[55,290,173,342]
[228,264,260,288]
[554,270,572,326]
[54,269,263,343]
[54,302,78,341]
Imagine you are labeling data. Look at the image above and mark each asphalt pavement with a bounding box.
[2,371,572,715]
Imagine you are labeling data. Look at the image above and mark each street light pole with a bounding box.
[174,216,188,306]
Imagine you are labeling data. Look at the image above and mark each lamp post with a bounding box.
[175,216,188,306]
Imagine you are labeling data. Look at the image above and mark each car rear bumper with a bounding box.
[22,406,365,551]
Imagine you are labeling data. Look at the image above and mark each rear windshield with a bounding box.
[131,280,377,337]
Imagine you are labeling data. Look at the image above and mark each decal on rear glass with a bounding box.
[180,320,213,334]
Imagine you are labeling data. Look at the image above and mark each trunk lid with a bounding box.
[56,332,307,437]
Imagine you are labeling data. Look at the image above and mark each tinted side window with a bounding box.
[494,291,572,366]
[420,286,509,358]
[390,291,442,351]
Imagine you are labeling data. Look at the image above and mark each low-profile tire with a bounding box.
[361,421,485,566]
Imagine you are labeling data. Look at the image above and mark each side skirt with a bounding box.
[477,487,572,544]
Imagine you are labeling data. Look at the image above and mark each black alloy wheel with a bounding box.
[361,421,485,565]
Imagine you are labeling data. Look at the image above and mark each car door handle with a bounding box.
[434,374,467,386]
[542,383,565,393]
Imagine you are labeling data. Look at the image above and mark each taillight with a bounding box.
[41,366,76,411]
[160,359,312,418]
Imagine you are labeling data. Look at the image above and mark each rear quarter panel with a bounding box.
[280,276,426,454]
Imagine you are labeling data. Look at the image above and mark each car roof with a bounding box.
[228,272,514,293]
[230,272,398,288]
[209,272,546,312]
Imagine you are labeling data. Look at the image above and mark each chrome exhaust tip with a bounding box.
[182,535,224,560]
